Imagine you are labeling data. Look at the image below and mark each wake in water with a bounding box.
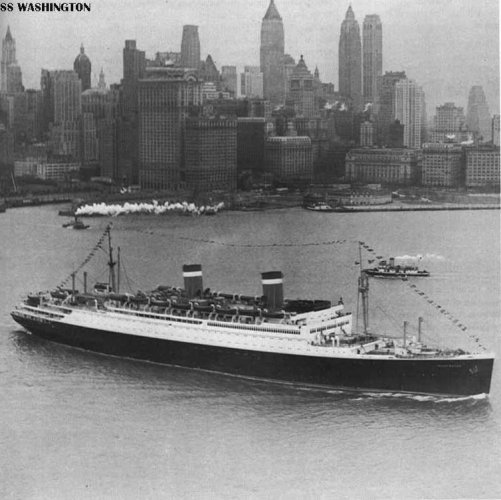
[351,391,489,404]
[75,200,225,217]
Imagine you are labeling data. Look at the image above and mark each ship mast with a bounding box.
[357,242,369,335]
[107,227,116,293]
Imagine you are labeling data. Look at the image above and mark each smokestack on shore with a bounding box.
[183,264,203,298]
[261,271,283,310]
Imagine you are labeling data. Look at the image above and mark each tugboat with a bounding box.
[364,257,430,278]
[10,228,493,396]
[304,202,337,212]
[62,216,89,230]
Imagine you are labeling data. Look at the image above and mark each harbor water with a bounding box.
[1,205,500,499]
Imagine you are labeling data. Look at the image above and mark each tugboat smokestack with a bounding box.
[183,264,203,298]
[261,271,283,310]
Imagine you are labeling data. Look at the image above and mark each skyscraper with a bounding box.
[120,40,146,183]
[362,14,382,104]
[466,86,491,141]
[339,6,362,111]
[394,79,424,149]
[180,25,201,70]
[221,66,237,97]
[260,0,285,105]
[374,71,406,146]
[289,55,315,119]
[137,67,201,189]
[49,70,82,158]
[73,44,91,92]
[1,26,23,93]
[241,66,263,98]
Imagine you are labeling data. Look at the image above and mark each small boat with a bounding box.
[364,257,430,278]
[62,216,90,230]
[304,202,337,212]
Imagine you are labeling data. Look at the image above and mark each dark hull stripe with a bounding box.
[11,315,493,396]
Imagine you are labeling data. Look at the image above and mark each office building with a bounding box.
[265,136,312,184]
[184,116,237,191]
[421,143,463,187]
[73,44,91,92]
[221,66,237,97]
[138,66,202,189]
[241,66,263,98]
[466,86,491,141]
[339,6,362,111]
[394,79,424,149]
[260,0,285,104]
[237,117,266,176]
[362,14,382,104]
[1,26,23,93]
[345,148,420,185]
[180,25,200,70]
[288,55,315,119]
[465,145,500,187]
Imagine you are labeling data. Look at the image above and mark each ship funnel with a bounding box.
[389,257,395,267]
[261,271,283,310]
[183,264,203,298]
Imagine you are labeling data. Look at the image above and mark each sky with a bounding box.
[1,0,499,116]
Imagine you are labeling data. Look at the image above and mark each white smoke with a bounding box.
[395,254,445,262]
[364,102,372,112]
[75,200,225,217]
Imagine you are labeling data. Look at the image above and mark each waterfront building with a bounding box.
[339,6,362,111]
[362,14,382,105]
[374,71,406,146]
[81,112,98,164]
[394,79,424,149]
[345,147,420,185]
[466,86,491,141]
[465,145,500,188]
[37,161,80,181]
[184,116,237,192]
[221,66,237,97]
[360,120,374,146]
[237,117,266,177]
[138,66,201,190]
[73,44,91,92]
[260,0,285,105]
[421,142,463,187]
[289,55,315,119]
[492,115,500,146]
[241,66,264,99]
[264,136,312,184]
[180,25,201,70]
[1,26,23,93]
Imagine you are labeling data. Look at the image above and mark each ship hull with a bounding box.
[11,314,493,397]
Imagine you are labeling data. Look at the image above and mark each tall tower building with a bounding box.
[394,79,424,149]
[120,39,146,183]
[73,44,91,92]
[339,5,362,111]
[260,0,285,105]
[362,14,382,104]
[180,25,201,70]
[289,55,315,119]
[466,86,491,141]
[374,71,406,146]
[430,102,468,143]
[50,70,82,159]
[138,67,201,189]
[241,66,263,98]
[1,26,23,93]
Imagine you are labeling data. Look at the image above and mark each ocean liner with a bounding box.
[11,226,494,396]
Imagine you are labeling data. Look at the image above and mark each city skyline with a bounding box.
[0,0,498,115]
